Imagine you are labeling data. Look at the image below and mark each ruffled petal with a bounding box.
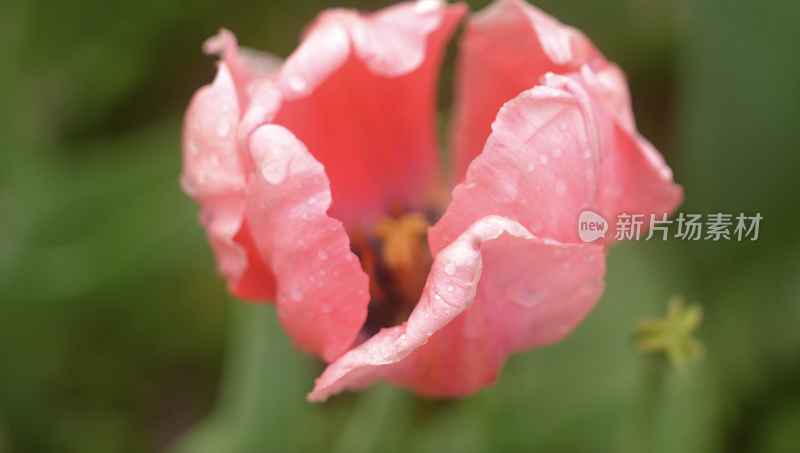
[245,124,371,362]
[450,0,602,182]
[570,66,683,231]
[273,2,468,223]
[308,215,605,402]
[181,63,276,298]
[430,76,601,252]
[203,29,283,111]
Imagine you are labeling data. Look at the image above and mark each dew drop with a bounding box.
[210,154,220,166]
[434,293,442,300]
[307,197,316,206]
[318,249,329,260]
[507,280,542,307]
[180,174,194,191]
[583,254,596,262]
[319,269,326,276]
[529,219,543,233]
[301,213,308,220]
[400,334,407,342]
[312,176,320,185]
[345,254,354,261]
[289,75,307,92]
[197,172,207,184]
[188,140,199,154]
[540,154,548,165]
[553,148,562,158]
[424,311,430,318]
[444,261,457,276]
[427,329,434,336]
[526,161,535,172]
[446,284,454,292]
[216,118,230,137]
[291,286,303,301]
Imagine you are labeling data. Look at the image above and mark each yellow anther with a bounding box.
[374,212,431,270]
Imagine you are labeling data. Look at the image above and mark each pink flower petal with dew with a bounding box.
[570,65,683,226]
[272,2,467,223]
[450,0,602,183]
[308,216,605,402]
[181,63,276,299]
[430,75,602,251]
[203,29,283,111]
[246,124,370,362]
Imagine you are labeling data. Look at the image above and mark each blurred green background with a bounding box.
[1,0,799,451]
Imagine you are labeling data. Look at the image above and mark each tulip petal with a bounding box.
[246,124,371,362]
[273,2,467,223]
[570,65,683,223]
[450,0,601,182]
[181,63,276,299]
[308,216,605,401]
[430,77,601,252]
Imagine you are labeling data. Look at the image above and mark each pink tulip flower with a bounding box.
[180,0,682,402]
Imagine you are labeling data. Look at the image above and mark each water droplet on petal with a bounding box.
[216,118,230,137]
[553,148,562,158]
[197,172,207,184]
[444,261,456,276]
[319,269,325,276]
[434,293,442,300]
[291,286,303,301]
[289,75,307,92]
[446,284,454,292]
[309,275,315,282]
[188,140,199,154]
[540,154,548,165]
[427,329,434,336]
[583,253,596,261]
[210,154,220,166]
[318,249,329,260]
[301,213,308,220]
[345,254,354,261]
[307,197,316,206]
[529,219,543,233]
[312,176,320,185]
[526,161,535,172]
[424,311,430,318]
[507,281,542,307]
